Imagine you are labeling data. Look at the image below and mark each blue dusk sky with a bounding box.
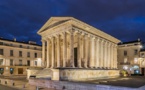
[0,0,145,44]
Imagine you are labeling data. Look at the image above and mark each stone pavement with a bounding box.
[0,76,55,90]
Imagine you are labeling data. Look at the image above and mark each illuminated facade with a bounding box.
[32,17,121,81]
[118,39,143,74]
[0,38,42,76]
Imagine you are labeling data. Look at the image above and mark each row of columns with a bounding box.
[42,30,118,69]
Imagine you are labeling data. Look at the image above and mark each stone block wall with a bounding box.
[60,69,120,81]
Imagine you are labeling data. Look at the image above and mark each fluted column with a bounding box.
[104,41,107,68]
[57,34,60,67]
[107,43,110,68]
[110,43,113,69]
[84,34,88,68]
[63,32,67,67]
[42,40,46,67]
[90,36,95,68]
[81,33,85,67]
[95,37,100,68]
[106,42,109,68]
[46,39,50,68]
[114,45,117,68]
[69,30,74,67]
[100,39,104,68]
[51,37,54,68]
[77,32,81,68]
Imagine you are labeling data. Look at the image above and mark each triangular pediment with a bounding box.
[37,17,73,34]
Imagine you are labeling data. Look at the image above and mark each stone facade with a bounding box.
[36,17,120,81]
[0,38,42,76]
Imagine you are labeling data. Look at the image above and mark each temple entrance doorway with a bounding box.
[74,48,78,67]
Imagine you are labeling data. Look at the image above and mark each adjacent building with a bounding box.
[0,38,42,76]
[118,39,143,74]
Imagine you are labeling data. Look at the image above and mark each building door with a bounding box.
[74,48,78,67]
[18,68,23,74]
[141,68,145,75]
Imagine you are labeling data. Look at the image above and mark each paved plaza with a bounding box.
[1,76,145,90]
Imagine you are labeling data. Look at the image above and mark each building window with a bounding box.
[0,59,3,65]
[124,50,127,56]
[10,50,13,56]
[27,60,30,66]
[19,45,22,48]
[10,59,13,66]
[34,53,37,58]
[19,60,22,66]
[19,51,22,57]
[134,49,138,55]
[27,52,30,57]
[0,49,3,55]
[35,61,37,66]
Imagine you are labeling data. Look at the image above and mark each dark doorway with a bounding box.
[141,68,145,76]
[18,68,23,74]
[74,48,78,67]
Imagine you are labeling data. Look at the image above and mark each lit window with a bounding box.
[134,58,138,63]
[123,66,128,70]
[124,58,127,63]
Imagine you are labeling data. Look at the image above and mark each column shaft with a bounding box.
[100,40,104,68]
[46,39,49,68]
[57,35,60,67]
[77,32,81,68]
[84,34,88,68]
[51,37,54,68]
[107,43,110,68]
[42,40,46,67]
[63,32,67,67]
[96,38,100,68]
[70,31,74,67]
[90,37,95,68]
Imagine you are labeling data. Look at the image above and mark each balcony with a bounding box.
[120,62,130,65]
